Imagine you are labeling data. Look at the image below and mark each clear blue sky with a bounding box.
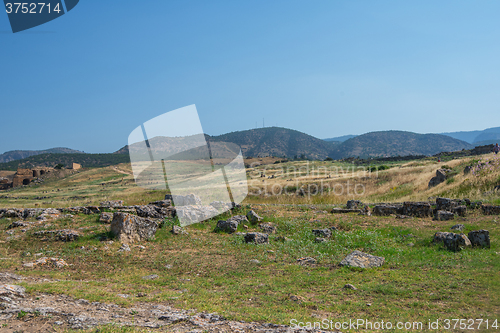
[1,1,500,153]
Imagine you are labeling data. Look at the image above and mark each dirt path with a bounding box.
[0,272,335,333]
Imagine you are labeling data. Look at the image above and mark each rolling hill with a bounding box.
[0,148,83,163]
[328,131,473,159]
[208,127,336,160]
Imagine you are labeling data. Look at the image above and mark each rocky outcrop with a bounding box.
[339,250,385,268]
[110,212,158,244]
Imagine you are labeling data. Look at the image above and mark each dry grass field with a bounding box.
[0,153,499,332]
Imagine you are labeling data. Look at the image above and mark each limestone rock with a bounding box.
[110,212,158,244]
[100,200,124,208]
[331,208,361,214]
[312,229,332,238]
[451,224,464,231]
[175,205,219,226]
[217,219,238,233]
[228,215,248,224]
[434,210,455,221]
[99,212,113,223]
[166,194,202,206]
[453,205,467,217]
[429,169,450,188]
[339,250,385,268]
[135,205,162,219]
[468,230,490,247]
[246,210,262,224]
[433,232,455,243]
[82,206,100,215]
[372,205,401,216]
[244,232,269,244]
[0,284,26,298]
[296,257,317,265]
[482,205,500,215]
[148,200,172,208]
[443,233,471,252]
[314,237,327,243]
[403,202,432,218]
[259,222,276,234]
[171,225,187,235]
[210,201,233,213]
[346,200,363,209]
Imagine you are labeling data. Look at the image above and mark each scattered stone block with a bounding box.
[443,233,471,252]
[403,202,432,218]
[372,205,400,216]
[148,200,172,208]
[343,284,357,290]
[171,225,187,235]
[429,169,450,188]
[312,229,332,238]
[468,230,490,248]
[259,222,276,234]
[296,257,317,265]
[435,210,455,221]
[210,201,233,213]
[110,212,158,244]
[339,250,385,268]
[244,232,269,244]
[451,224,464,231]
[175,205,219,226]
[314,237,327,243]
[246,210,262,224]
[331,208,361,214]
[346,200,363,209]
[99,212,113,223]
[453,205,467,217]
[217,220,238,233]
[433,232,455,243]
[482,205,500,215]
[166,194,202,206]
[100,200,124,208]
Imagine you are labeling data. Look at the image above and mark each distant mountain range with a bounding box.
[330,126,500,146]
[0,148,83,163]
[441,126,500,145]
[324,134,357,142]
[0,126,495,169]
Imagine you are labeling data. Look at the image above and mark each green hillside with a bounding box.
[209,127,336,160]
[0,153,130,171]
[329,131,473,159]
[0,147,83,163]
